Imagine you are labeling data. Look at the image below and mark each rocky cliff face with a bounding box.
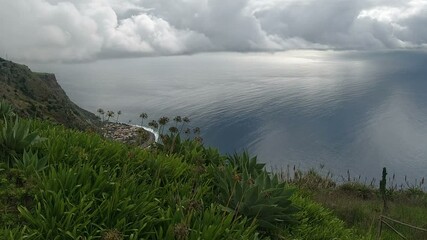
[0,58,99,130]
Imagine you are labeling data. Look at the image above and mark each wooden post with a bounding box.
[377,215,383,240]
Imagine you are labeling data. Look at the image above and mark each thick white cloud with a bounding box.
[0,0,426,62]
[0,0,103,61]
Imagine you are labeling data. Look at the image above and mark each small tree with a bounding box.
[139,113,148,126]
[97,108,105,122]
[173,116,182,126]
[106,111,114,122]
[148,120,159,129]
[116,110,122,123]
[158,116,169,135]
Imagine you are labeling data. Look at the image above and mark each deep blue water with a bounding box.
[27,50,427,184]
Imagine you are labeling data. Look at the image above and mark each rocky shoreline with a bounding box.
[101,122,156,148]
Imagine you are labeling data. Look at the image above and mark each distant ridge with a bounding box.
[0,58,99,130]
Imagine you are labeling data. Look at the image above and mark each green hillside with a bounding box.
[0,58,98,130]
[1,101,368,239]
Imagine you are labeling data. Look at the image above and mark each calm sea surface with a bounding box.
[27,50,427,184]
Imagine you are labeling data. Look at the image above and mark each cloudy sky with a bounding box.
[1,0,426,62]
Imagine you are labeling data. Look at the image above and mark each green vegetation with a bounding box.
[0,101,366,239]
[0,117,44,167]
[0,101,14,118]
[0,100,426,239]
[287,169,427,239]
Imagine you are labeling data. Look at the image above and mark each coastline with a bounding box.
[133,124,159,142]
[101,122,157,148]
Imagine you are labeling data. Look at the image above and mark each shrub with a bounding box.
[0,101,14,118]
[339,182,375,200]
[155,205,262,240]
[227,151,265,176]
[0,118,44,167]
[18,163,160,239]
[284,194,365,240]
[14,150,47,175]
[293,169,336,190]
[211,152,298,233]
[0,167,36,229]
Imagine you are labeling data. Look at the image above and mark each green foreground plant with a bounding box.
[0,113,374,239]
[0,117,44,167]
[0,101,14,118]
[212,153,298,232]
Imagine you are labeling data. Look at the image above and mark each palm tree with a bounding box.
[139,113,148,126]
[183,117,190,123]
[173,116,184,133]
[173,116,182,124]
[159,116,169,126]
[175,116,190,134]
[169,126,178,134]
[97,108,105,122]
[148,120,159,129]
[184,128,191,135]
[106,111,114,122]
[158,116,170,134]
[116,110,122,123]
[193,127,201,135]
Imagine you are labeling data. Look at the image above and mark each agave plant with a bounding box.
[0,100,14,119]
[0,118,45,166]
[227,151,265,176]
[155,205,260,240]
[212,153,298,231]
[14,150,47,175]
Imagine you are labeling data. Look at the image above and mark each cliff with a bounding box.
[0,58,99,130]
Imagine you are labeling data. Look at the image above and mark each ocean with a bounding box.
[27,50,427,184]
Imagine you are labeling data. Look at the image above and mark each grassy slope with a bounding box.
[0,119,368,239]
[310,185,427,239]
[291,172,427,239]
